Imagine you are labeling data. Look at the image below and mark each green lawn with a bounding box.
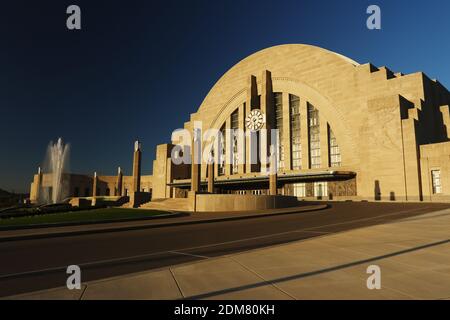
[0,208,169,228]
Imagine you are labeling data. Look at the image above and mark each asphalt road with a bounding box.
[0,201,448,297]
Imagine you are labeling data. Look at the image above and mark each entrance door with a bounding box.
[314,182,328,198]
[293,183,306,197]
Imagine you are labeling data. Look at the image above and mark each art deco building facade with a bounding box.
[30,44,450,203]
[151,44,450,202]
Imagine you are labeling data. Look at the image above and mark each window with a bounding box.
[432,170,442,194]
[74,187,79,197]
[290,95,301,170]
[314,182,327,197]
[274,93,284,169]
[328,126,341,167]
[106,188,110,196]
[308,103,321,169]
[231,109,239,174]
[293,183,306,197]
[84,188,90,197]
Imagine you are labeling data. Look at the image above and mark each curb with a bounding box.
[0,204,329,242]
[0,211,184,231]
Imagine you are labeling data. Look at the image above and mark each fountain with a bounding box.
[41,138,71,204]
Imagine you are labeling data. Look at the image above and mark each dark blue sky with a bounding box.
[2,0,450,192]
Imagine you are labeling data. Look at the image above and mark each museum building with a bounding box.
[30,44,450,204]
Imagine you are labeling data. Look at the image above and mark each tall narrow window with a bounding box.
[290,94,301,170]
[231,109,239,174]
[328,126,341,167]
[218,124,226,176]
[274,93,284,169]
[432,170,442,194]
[308,103,321,168]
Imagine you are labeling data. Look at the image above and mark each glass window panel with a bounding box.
[432,170,442,194]
[289,94,301,170]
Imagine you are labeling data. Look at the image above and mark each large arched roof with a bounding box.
[195,44,360,115]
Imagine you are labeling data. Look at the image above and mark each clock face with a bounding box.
[245,109,265,131]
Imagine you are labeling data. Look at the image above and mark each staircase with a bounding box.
[138,198,191,211]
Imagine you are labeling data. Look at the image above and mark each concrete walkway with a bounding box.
[6,207,450,300]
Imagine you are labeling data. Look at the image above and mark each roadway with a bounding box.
[0,201,448,297]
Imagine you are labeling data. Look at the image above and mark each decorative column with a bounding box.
[260,70,274,174]
[31,167,43,203]
[191,128,201,193]
[116,166,123,196]
[225,117,232,176]
[132,141,142,193]
[246,75,258,173]
[238,103,246,174]
[92,171,98,206]
[35,167,42,202]
[207,155,214,193]
[269,145,278,195]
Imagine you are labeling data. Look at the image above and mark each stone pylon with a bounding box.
[132,141,142,193]
[92,171,98,206]
[116,166,123,196]
[269,145,278,196]
[31,166,43,204]
[191,129,201,193]
[36,166,42,202]
[207,154,214,193]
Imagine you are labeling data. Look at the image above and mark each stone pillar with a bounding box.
[207,161,214,193]
[30,167,43,203]
[92,172,98,206]
[35,167,42,202]
[238,103,246,174]
[260,70,274,174]
[225,117,232,176]
[269,145,278,195]
[132,141,142,193]
[269,173,277,195]
[246,75,258,173]
[116,167,123,196]
[191,128,201,193]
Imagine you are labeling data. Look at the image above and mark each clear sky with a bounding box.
[1,0,450,193]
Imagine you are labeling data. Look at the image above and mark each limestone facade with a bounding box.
[29,44,450,203]
[152,44,450,202]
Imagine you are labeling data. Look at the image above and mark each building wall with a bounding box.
[150,44,450,202]
[29,45,450,203]
[420,141,450,202]
[30,173,153,202]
